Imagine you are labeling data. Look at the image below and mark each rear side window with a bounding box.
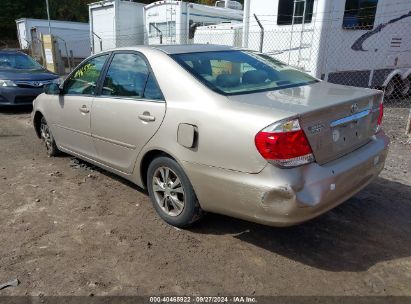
[343,0,378,30]
[144,73,164,100]
[64,54,108,95]
[101,53,163,100]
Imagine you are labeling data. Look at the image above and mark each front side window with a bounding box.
[64,54,108,95]
[277,0,314,25]
[343,0,378,29]
[101,53,163,100]
[172,51,317,96]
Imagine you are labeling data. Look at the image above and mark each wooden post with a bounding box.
[406,106,411,135]
[58,48,63,75]
[69,50,74,72]
[41,34,58,73]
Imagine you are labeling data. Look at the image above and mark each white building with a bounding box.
[15,18,90,60]
[89,0,145,53]
[194,21,243,47]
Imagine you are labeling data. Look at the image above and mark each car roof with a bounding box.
[151,44,235,54]
[105,44,236,55]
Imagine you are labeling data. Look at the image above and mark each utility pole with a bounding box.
[242,0,251,48]
[46,0,51,35]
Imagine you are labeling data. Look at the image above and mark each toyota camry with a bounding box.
[32,45,389,227]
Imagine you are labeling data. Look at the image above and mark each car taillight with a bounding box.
[375,100,384,133]
[255,118,314,168]
[378,101,384,125]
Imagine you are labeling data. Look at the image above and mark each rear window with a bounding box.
[171,50,317,96]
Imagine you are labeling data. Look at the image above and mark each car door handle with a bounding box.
[138,112,156,122]
[79,105,90,114]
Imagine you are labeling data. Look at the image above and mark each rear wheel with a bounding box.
[40,117,60,157]
[147,156,204,228]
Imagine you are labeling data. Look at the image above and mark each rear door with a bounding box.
[90,51,166,173]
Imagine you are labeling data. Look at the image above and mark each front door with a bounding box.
[50,54,109,158]
[91,52,166,173]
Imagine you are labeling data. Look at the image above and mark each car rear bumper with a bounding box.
[182,132,390,227]
[0,87,44,106]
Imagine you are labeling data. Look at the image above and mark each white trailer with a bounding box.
[15,18,90,59]
[197,0,411,96]
[194,22,243,47]
[215,0,243,10]
[145,0,243,45]
[89,0,145,53]
[244,0,411,96]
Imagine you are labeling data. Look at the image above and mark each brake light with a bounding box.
[255,118,314,167]
[375,100,384,133]
[378,101,384,125]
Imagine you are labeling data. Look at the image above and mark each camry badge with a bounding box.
[308,123,325,135]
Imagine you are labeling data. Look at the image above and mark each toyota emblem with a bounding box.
[351,103,359,113]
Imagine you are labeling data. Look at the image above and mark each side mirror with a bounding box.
[44,83,61,95]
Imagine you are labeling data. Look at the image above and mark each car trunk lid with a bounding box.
[227,81,383,165]
[298,92,382,165]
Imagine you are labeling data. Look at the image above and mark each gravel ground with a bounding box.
[0,104,410,296]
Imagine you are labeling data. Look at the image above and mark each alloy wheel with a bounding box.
[152,166,185,217]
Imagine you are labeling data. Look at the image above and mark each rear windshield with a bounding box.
[171,50,318,96]
[0,52,43,70]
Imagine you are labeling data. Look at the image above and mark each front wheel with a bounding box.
[40,117,60,157]
[147,156,204,228]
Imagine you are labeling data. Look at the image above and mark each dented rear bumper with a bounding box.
[182,132,389,227]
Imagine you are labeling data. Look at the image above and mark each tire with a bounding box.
[384,79,396,99]
[147,156,204,228]
[40,117,60,157]
[400,77,411,96]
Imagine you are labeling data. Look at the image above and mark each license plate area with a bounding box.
[330,110,372,150]
[331,121,368,148]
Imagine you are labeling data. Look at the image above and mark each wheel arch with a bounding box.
[139,149,178,189]
[33,111,44,139]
